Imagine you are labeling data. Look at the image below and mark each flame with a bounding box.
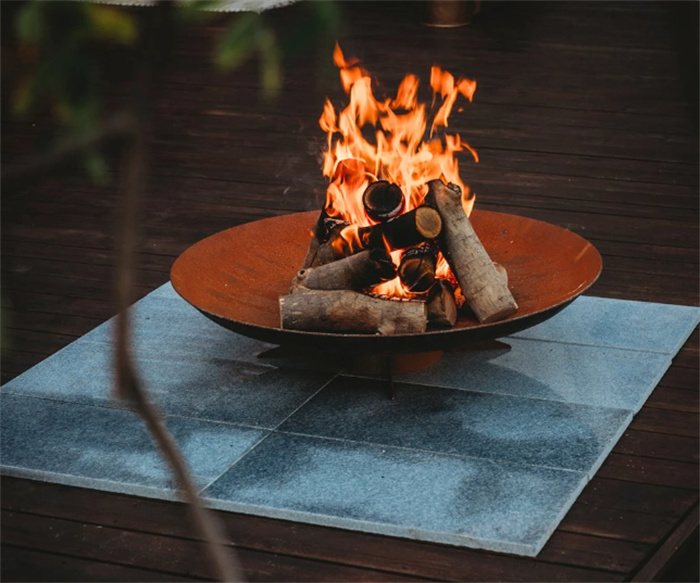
[319,44,479,299]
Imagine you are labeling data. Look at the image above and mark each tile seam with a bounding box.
[506,334,684,355]
[333,373,638,414]
[273,428,589,476]
[199,372,341,492]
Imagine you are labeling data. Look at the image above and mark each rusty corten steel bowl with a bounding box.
[170,210,602,354]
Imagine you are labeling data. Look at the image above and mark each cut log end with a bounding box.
[363,180,405,222]
[414,206,442,239]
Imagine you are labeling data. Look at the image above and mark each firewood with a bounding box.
[311,205,442,266]
[314,211,348,243]
[302,210,350,268]
[398,240,438,293]
[279,289,428,335]
[312,227,355,265]
[362,180,405,222]
[358,205,442,250]
[427,179,518,323]
[301,234,321,269]
[494,262,508,286]
[427,279,458,327]
[291,247,396,292]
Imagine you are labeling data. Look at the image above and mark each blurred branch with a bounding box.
[113,3,242,581]
[5,2,342,580]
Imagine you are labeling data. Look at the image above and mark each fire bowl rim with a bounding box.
[170,210,602,355]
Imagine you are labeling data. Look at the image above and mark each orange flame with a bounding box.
[319,44,479,299]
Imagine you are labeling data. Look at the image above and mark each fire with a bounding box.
[319,44,479,298]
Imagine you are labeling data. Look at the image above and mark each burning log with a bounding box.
[291,247,396,292]
[398,240,438,293]
[301,210,349,268]
[280,289,428,335]
[356,205,442,251]
[310,205,442,266]
[427,279,458,327]
[427,179,518,323]
[362,180,405,222]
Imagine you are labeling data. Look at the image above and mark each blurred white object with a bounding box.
[92,0,297,12]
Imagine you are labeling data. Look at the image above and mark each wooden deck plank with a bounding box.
[0,479,625,582]
[1,545,201,583]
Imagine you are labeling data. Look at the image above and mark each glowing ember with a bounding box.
[319,44,479,299]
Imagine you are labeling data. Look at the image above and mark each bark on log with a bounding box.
[279,289,428,335]
[291,248,396,292]
[302,210,349,268]
[363,180,405,222]
[398,241,438,293]
[427,179,518,323]
[427,279,458,327]
[493,262,508,286]
[301,234,321,269]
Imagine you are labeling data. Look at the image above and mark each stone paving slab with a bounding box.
[2,283,698,556]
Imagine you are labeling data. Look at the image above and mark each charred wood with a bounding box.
[362,180,405,222]
[301,210,349,268]
[427,279,458,327]
[357,206,442,251]
[398,241,438,293]
[310,205,442,266]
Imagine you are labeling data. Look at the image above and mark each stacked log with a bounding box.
[280,178,518,335]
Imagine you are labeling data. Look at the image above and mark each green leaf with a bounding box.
[215,12,262,70]
[86,5,137,45]
[258,28,282,99]
[84,151,110,185]
[12,75,36,116]
[15,2,45,43]
[310,1,341,32]
[176,0,223,23]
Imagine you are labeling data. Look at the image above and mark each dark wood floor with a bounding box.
[2,1,698,581]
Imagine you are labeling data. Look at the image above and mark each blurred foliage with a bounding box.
[13,2,139,183]
[9,0,339,182]
[215,2,340,98]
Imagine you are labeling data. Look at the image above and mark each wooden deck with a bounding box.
[2,1,698,580]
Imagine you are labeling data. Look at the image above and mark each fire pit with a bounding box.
[171,46,601,354]
[170,209,602,354]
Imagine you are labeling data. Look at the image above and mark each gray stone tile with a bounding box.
[390,337,671,412]
[2,341,333,428]
[511,295,700,354]
[0,393,267,495]
[83,286,276,366]
[279,376,631,471]
[203,432,585,556]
